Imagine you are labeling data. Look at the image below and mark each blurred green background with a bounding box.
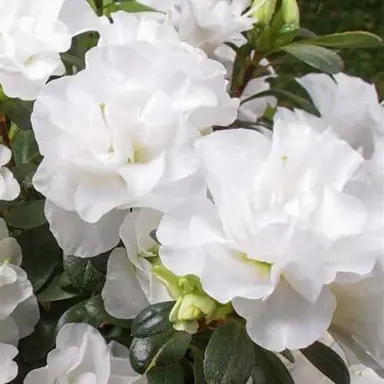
[301,0,384,84]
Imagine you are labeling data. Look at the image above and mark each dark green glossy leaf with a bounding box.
[193,349,206,384]
[56,295,131,332]
[302,31,383,49]
[63,255,106,294]
[280,44,343,74]
[131,301,175,338]
[147,364,185,384]
[101,325,132,347]
[37,274,80,302]
[130,329,192,374]
[252,344,294,384]
[17,224,62,291]
[300,341,350,384]
[192,330,213,352]
[204,320,254,384]
[56,298,103,331]
[4,200,46,230]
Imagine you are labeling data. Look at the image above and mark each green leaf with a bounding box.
[131,301,175,338]
[57,295,132,332]
[4,200,47,230]
[302,31,383,49]
[251,344,294,384]
[280,44,343,74]
[56,297,104,331]
[12,129,40,165]
[147,364,185,384]
[104,0,155,15]
[193,349,206,384]
[37,274,80,302]
[0,99,33,130]
[204,320,254,384]
[240,88,320,116]
[102,325,132,347]
[300,341,351,384]
[12,163,38,187]
[130,329,192,374]
[17,225,62,291]
[63,255,106,294]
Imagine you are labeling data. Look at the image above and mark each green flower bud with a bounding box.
[252,0,277,26]
[170,293,217,322]
[281,0,300,28]
[173,320,199,334]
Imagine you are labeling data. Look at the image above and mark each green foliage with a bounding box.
[301,0,384,81]
[203,319,255,384]
[131,301,175,338]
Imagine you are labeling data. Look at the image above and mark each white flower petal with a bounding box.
[233,280,336,351]
[0,318,19,346]
[58,0,99,36]
[10,295,40,339]
[102,248,150,319]
[0,343,18,384]
[0,238,22,266]
[45,200,126,258]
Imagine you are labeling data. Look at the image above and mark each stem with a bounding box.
[0,115,15,167]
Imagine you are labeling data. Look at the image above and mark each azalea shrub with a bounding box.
[0,0,383,383]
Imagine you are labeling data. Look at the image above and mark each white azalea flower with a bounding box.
[32,39,237,257]
[0,218,39,342]
[0,145,19,201]
[0,343,18,384]
[24,323,111,384]
[102,209,171,319]
[158,121,382,351]
[139,0,255,55]
[24,323,146,384]
[0,0,98,100]
[278,73,384,162]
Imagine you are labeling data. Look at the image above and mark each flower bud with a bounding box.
[281,0,300,28]
[252,0,277,26]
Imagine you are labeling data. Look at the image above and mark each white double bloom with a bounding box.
[0,0,98,100]
[24,323,147,384]
[158,118,383,352]
[0,218,39,383]
[31,25,238,258]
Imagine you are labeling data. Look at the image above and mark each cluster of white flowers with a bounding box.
[0,218,39,384]
[0,0,383,383]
